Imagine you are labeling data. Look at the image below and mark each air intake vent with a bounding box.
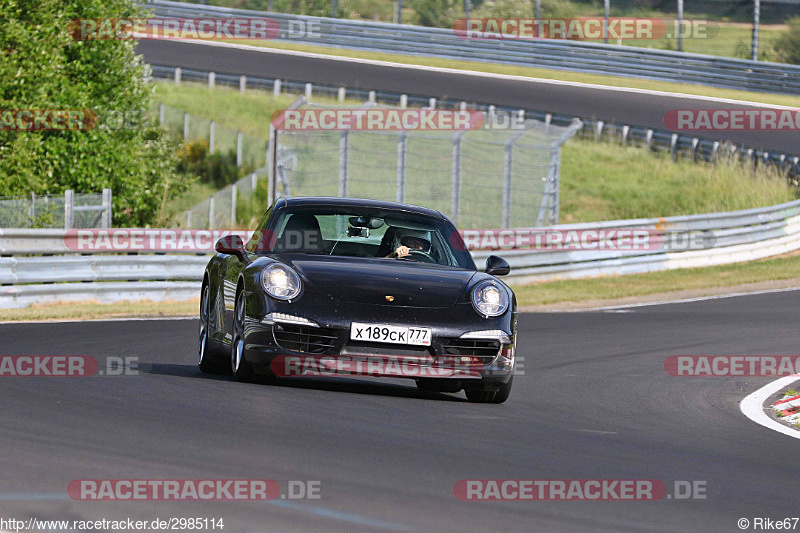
[273,324,337,354]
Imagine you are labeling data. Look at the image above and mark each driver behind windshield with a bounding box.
[385,229,432,259]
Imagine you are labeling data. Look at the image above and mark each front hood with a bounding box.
[280,255,476,308]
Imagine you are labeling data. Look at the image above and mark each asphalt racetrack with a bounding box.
[137,39,800,155]
[1,290,798,532]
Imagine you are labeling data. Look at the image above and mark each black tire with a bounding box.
[416,378,462,394]
[231,289,258,383]
[490,375,513,404]
[465,376,514,404]
[198,283,223,374]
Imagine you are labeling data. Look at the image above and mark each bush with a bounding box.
[176,139,254,189]
[472,0,577,19]
[774,16,800,65]
[0,0,187,226]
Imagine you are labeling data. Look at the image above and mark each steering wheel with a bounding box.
[399,250,436,263]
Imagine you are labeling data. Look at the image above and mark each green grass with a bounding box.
[511,252,800,307]
[0,299,198,322]
[154,80,796,228]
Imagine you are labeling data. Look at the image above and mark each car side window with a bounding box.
[245,206,274,253]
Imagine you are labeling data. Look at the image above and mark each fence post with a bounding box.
[183,112,189,140]
[174,67,181,85]
[239,75,246,94]
[101,188,112,228]
[451,131,466,224]
[208,71,215,90]
[208,197,215,230]
[502,131,526,229]
[64,190,74,230]
[236,130,243,167]
[273,79,281,98]
[267,125,276,205]
[186,210,192,228]
[251,172,257,191]
[396,132,407,203]
[338,131,350,197]
[159,103,165,126]
[30,192,35,224]
[209,120,215,155]
[230,184,237,226]
[338,87,346,102]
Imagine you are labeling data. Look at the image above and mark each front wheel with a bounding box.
[198,283,223,373]
[231,290,257,382]
[465,376,513,404]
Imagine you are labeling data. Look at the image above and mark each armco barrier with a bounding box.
[2,198,800,308]
[144,0,800,95]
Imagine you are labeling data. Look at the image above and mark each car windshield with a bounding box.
[260,206,475,269]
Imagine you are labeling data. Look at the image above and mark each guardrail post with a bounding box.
[158,103,165,126]
[368,91,376,104]
[305,83,312,99]
[488,105,496,127]
[338,87,346,102]
[273,79,281,97]
[596,121,604,141]
[230,184,237,226]
[451,131,466,224]
[670,134,679,161]
[545,113,552,126]
[209,120,215,155]
[621,125,630,144]
[236,131,243,167]
[339,131,349,197]
[174,67,181,86]
[646,129,653,147]
[208,71,215,90]
[64,190,74,230]
[712,141,720,161]
[396,131,407,203]
[428,98,436,109]
[183,112,189,140]
[240,75,246,94]
[101,188,112,228]
[400,95,408,109]
[459,101,467,111]
[691,138,699,161]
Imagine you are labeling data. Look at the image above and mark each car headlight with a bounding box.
[471,280,509,318]
[261,263,301,301]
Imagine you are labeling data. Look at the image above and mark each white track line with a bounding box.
[741,375,800,439]
[578,286,800,311]
[166,38,799,110]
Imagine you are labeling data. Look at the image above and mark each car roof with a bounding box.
[279,197,446,220]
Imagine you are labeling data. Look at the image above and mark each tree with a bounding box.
[0,0,187,226]
[773,16,800,65]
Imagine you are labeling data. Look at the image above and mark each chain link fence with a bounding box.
[272,102,581,229]
[0,190,112,229]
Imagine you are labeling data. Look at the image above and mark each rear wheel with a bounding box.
[231,289,257,382]
[198,283,223,373]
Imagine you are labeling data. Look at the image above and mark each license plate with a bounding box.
[350,323,432,346]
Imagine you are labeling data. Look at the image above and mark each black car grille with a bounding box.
[273,324,338,354]
[442,339,501,364]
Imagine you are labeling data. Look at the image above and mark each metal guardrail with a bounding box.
[149,64,800,176]
[3,199,800,308]
[145,0,800,95]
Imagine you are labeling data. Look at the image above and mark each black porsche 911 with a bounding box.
[198,197,517,403]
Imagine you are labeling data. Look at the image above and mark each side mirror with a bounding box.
[485,255,510,276]
[215,235,248,263]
